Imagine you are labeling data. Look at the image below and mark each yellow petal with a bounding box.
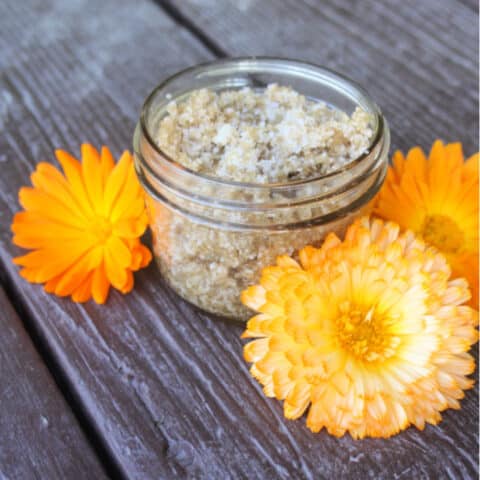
[240,215,478,438]
[56,149,95,216]
[104,247,128,290]
[113,216,147,238]
[241,285,267,311]
[81,144,103,211]
[244,338,269,363]
[100,146,115,186]
[110,163,142,222]
[103,151,132,216]
[106,236,132,269]
[284,381,311,419]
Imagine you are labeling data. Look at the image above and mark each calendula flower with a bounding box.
[374,140,479,308]
[11,144,152,304]
[241,217,478,438]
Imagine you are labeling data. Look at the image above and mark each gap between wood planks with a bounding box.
[0,1,223,477]
[0,0,228,480]
[0,0,228,454]
[0,266,125,480]
[2,1,476,478]
[153,0,228,58]
[0,0,222,477]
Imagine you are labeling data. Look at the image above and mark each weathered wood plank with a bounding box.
[0,0,214,478]
[0,0,478,479]
[167,0,479,155]
[457,0,478,11]
[164,2,480,477]
[0,287,109,479]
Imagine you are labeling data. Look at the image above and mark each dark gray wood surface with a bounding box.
[0,0,478,479]
[167,0,479,155]
[0,287,108,479]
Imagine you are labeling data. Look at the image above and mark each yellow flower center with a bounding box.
[89,217,112,243]
[420,214,464,254]
[335,302,400,362]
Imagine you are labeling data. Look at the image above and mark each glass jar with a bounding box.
[133,57,390,320]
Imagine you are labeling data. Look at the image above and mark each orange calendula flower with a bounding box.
[11,144,152,304]
[374,140,479,308]
[241,217,478,439]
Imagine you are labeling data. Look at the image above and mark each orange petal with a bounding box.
[110,163,142,222]
[92,262,110,304]
[44,273,63,293]
[104,247,128,290]
[139,245,152,268]
[130,248,143,270]
[56,149,95,217]
[18,187,86,229]
[113,216,147,239]
[391,150,406,180]
[13,238,92,269]
[119,269,134,294]
[103,151,132,216]
[405,147,427,183]
[71,271,93,303]
[30,165,88,221]
[100,146,115,187]
[19,267,41,283]
[464,152,479,177]
[427,141,450,206]
[444,142,464,170]
[12,212,84,249]
[53,248,103,296]
[106,236,132,268]
[118,198,146,221]
[81,144,103,212]
[36,161,69,185]
[130,243,152,270]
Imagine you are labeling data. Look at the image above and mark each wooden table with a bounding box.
[0,0,478,478]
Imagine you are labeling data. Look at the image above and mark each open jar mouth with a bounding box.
[134,58,390,317]
[139,57,384,188]
[134,57,390,228]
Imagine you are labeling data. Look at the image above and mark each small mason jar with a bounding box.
[133,57,390,320]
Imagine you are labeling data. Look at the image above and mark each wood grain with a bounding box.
[0,287,108,479]
[0,0,212,478]
[168,0,479,156]
[0,0,478,479]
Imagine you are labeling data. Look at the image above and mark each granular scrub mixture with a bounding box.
[158,84,373,182]
[148,84,375,318]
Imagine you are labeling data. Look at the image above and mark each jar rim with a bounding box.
[138,56,385,189]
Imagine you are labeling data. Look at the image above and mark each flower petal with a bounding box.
[11,145,151,304]
[71,271,94,303]
[103,151,131,216]
[241,216,478,438]
[110,163,142,222]
[18,187,86,229]
[100,146,115,186]
[104,247,128,290]
[106,236,132,268]
[92,262,110,304]
[55,149,95,216]
[53,248,102,296]
[81,144,103,211]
